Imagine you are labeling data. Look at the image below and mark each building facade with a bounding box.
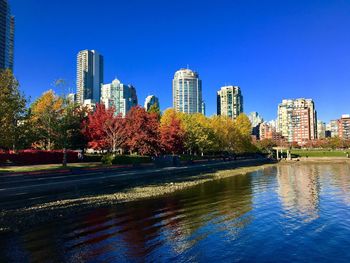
[317,120,326,139]
[76,50,104,105]
[259,122,284,143]
[101,78,138,117]
[172,68,204,114]
[144,95,159,112]
[338,115,350,140]
[326,120,339,138]
[0,0,14,70]
[277,99,317,145]
[217,86,243,120]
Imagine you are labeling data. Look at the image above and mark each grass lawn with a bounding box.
[290,150,349,158]
[0,162,102,174]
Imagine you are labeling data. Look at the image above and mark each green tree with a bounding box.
[0,70,27,151]
[148,102,161,121]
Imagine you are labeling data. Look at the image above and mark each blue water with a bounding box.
[1,163,350,262]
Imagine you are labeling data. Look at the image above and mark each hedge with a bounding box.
[0,150,79,165]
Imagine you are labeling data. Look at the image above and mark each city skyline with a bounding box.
[8,0,350,122]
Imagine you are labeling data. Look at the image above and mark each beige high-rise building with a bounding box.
[277,98,317,145]
[217,86,243,120]
[172,68,204,114]
[76,50,104,105]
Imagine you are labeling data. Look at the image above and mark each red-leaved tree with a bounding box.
[160,111,185,154]
[83,104,125,153]
[124,106,161,156]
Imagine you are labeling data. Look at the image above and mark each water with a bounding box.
[1,163,350,262]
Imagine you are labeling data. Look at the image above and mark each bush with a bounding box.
[101,154,114,165]
[83,154,103,163]
[0,150,79,165]
[112,155,152,165]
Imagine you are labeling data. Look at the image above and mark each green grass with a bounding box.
[0,163,102,174]
[290,150,349,158]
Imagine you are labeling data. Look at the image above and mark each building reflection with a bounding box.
[328,163,350,205]
[277,164,320,221]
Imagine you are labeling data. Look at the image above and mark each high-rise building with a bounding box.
[338,115,350,140]
[326,120,339,138]
[248,112,264,139]
[0,0,14,70]
[101,78,138,117]
[277,98,317,145]
[317,120,326,139]
[217,86,243,120]
[172,68,204,114]
[144,95,159,112]
[76,50,104,105]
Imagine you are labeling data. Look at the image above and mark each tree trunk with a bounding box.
[63,147,67,167]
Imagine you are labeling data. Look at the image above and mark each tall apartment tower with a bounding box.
[172,68,204,114]
[101,78,138,117]
[217,86,243,120]
[0,0,14,70]
[144,95,159,112]
[76,50,104,104]
[277,98,317,145]
[338,115,350,140]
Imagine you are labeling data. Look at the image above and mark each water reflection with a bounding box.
[2,163,350,262]
[277,164,321,221]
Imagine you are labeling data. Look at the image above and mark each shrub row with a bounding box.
[0,150,79,165]
[101,154,152,165]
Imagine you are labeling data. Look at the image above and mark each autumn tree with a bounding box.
[0,70,27,151]
[180,113,215,155]
[30,90,63,150]
[83,103,125,153]
[160,109,185,154]
[124,106,161,156]
[233,113,255,153]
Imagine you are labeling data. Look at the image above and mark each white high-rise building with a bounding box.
[144,95,159,112]
[101,78,138,117]
[172,68,204,114]
[76,50,104,105]
[217,86,243,120]
[277,98,317,145]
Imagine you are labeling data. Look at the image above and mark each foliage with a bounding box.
[111,155,152,165]
[0,70,27,151]
[0,150,79,165]
[83,103,125,153]
[160,109,185,154]
[101,154,114,165]
[124,106,161,156]
[148,102,161,120]
[30,90,87,152]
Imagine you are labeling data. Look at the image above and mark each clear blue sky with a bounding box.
[11,0,350,122]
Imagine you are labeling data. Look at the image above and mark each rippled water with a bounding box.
[1,163,350,262]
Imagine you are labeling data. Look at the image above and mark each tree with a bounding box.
[147,102,161,121]
[0,70,27,151]
[233,113,255,153]
[83,103,125,153]
[180,113,215,155]
[160,109,185,154]
[30,90,63,150]
[124,106,161,156]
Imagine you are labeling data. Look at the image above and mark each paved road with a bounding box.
[0,159,271,210]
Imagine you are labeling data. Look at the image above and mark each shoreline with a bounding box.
[280,157,350,164]
[0,161,276,233]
